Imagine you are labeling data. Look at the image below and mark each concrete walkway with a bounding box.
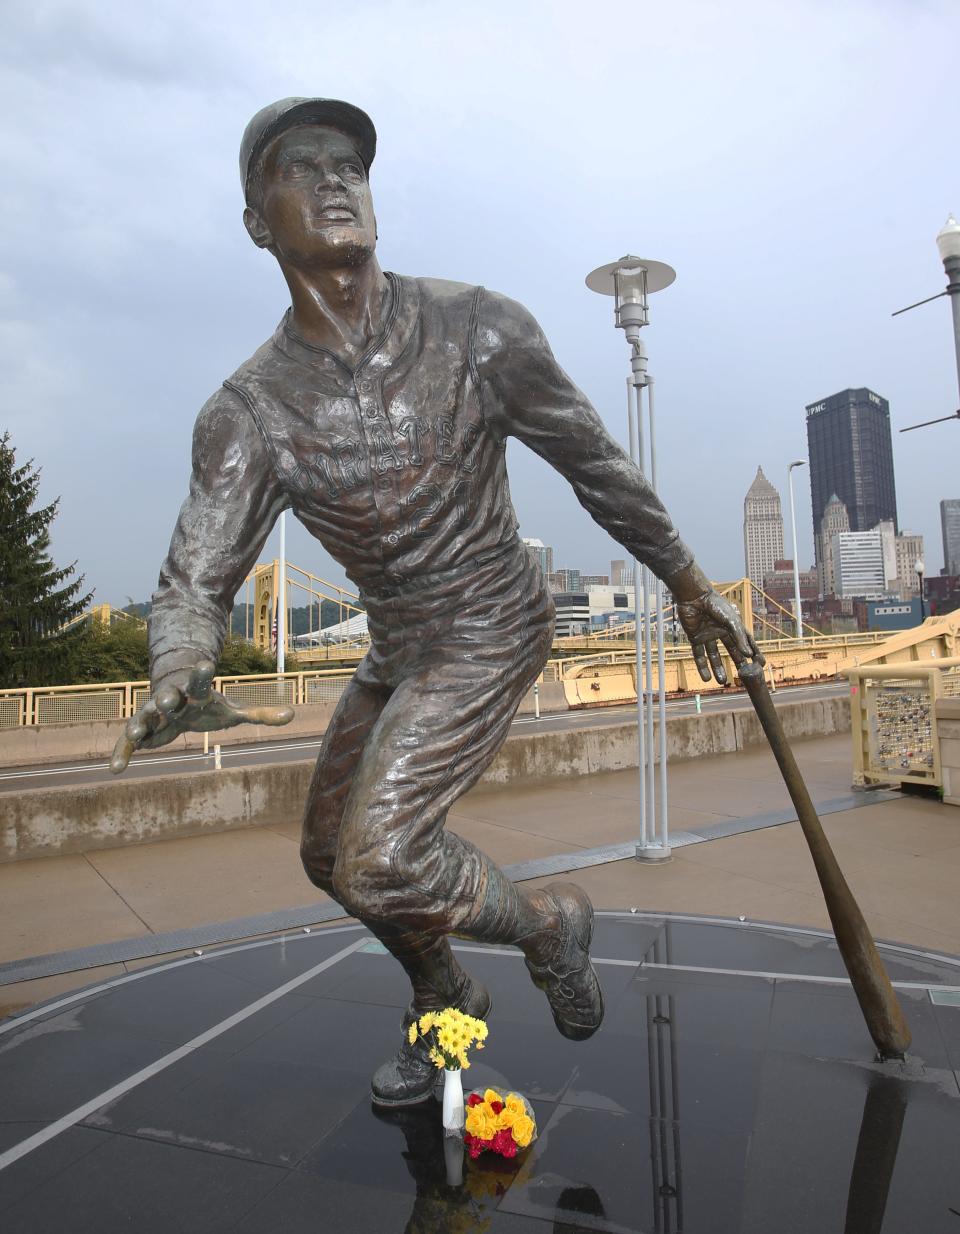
[2,732,958,1019]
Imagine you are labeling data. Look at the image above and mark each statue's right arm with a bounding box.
[148,386,287,694]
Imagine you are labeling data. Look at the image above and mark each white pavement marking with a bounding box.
[640,960,957,991]
[0,936,367,1173]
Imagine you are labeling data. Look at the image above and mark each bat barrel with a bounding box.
[738,661,911,1059]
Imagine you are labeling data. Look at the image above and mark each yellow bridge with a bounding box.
[247,561,957,692]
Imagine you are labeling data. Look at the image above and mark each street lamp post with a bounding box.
[277,511,287,675]
[894,215,960,433]
[936,214,960,404]
[916,558,926,620]
[586,256,676,863]
[787,460,807,641]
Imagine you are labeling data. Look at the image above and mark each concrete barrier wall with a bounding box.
[936,698,960,807]
[1,695,851,863]
[0,682,569,768]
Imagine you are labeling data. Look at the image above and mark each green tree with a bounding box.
[216,635,287,677]
[68,619,150,684]
[0,433,93,688]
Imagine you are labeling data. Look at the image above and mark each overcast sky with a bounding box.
[2,0,958,609]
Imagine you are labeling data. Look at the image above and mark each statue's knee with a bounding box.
[332,848,395,921]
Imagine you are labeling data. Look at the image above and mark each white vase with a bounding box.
[442,1067,465,1135]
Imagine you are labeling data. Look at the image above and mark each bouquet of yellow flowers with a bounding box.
[407,1007,489,1071]
[464,1088,537,1159]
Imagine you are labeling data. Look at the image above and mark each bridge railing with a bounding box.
[0,628,892,731]
[0,668,360,730]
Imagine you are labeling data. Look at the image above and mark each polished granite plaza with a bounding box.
[2,911,960,1232]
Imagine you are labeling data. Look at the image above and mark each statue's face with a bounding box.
[246,124,376,268]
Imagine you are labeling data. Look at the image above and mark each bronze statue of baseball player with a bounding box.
[111,98,759,1107]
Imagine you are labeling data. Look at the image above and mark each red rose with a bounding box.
[492,1129,518,1159]
[467,1137,484,1160]
[490,1100,504,1115]
[467,1093,484,1107]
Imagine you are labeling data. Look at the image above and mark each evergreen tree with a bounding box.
[0,433,93,687]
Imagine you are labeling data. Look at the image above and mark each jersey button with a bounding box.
[385,532,400,546]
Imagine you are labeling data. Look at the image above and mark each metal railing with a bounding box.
[847,657,960,789]
[0,661,571,730]
[0,668,358,730]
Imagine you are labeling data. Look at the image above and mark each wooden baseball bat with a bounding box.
[737,660,911,1059]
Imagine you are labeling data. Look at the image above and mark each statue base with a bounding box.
[1,911,959,1231]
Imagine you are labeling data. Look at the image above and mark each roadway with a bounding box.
[0,681,848,794]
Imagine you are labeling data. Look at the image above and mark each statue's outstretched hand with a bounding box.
[676,589,763,684]
[109,660,294,774]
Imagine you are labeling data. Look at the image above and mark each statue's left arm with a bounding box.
[472,289,760,683]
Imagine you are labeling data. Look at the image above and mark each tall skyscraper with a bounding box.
[743,467,784,589]
[818,493,850,596]
[806,388,898,579]
[610,558,627,587]
[941,499,960,576]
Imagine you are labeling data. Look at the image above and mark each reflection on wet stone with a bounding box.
[844,1074,908,1234]
[5,920,960,1231]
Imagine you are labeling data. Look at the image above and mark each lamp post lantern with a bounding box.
[787,460,807,641]
[916,557,926,621]
[586,256,675,863]
[894,215,960,432]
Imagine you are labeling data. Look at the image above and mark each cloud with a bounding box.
[1,0,958,604]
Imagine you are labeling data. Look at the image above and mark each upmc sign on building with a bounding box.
[805,387,899,570]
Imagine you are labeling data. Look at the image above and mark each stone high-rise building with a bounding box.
[941,499,960,577]
[818,493,850,596]
[743,467,784,590]
[893,531,924,599]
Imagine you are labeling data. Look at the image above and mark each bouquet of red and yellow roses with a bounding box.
[464,1088,537,1159]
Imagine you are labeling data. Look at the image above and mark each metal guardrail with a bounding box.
[0,631,894,733]
[0,669,359,730]
[847,657,960,789]
[0,662,571,729]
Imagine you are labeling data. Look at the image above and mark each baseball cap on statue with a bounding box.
[240,97,377,203]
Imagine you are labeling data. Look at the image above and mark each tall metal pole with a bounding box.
[787,461,806,642]
[585,255,677,864]
[627,376,648,850]
[635,376,656,846]
[948,257,960,400]
[277,511,286,675]
[647,375,670,854]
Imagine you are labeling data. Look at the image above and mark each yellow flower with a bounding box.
[465,1106,489,1137]
[407,1023,418,1046]
[506,1094,525,1114]
[512,1114,535,1148]
[418,1012,435,1034]
[483,1089,501,1107]
[428,1047,445,1069]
